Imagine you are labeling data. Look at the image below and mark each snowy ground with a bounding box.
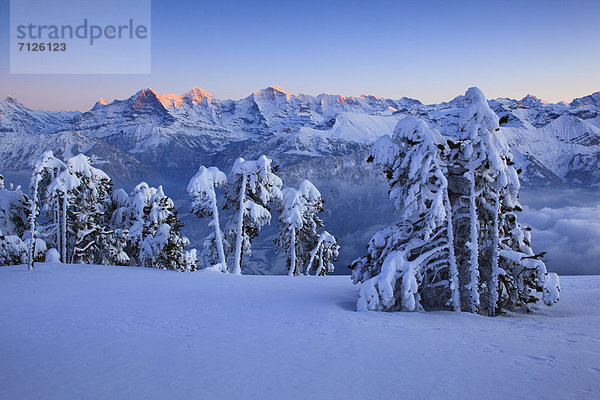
[1,264,599,399]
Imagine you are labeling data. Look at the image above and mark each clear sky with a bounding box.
[1,0,599,111]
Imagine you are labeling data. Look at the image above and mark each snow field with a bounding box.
[1,264,599,399]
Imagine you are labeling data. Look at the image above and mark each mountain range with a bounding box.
[1,86,599,273]
[2,85,599,187]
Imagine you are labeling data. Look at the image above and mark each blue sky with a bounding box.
[1,0,599,111]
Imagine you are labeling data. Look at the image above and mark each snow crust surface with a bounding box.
[0,264,598,399]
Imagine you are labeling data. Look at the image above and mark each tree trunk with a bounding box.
[27,172,40,270]
[232,173,247,275]
[443,189,461,311]
[488,198,500,316]
[466,168,480,313]
[316,245,324,276]
[62,190,67,263]
[288,227,296,276]
[55,198,61,255]
[211,190,227,271]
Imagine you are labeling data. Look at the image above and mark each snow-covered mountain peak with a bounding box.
[0,96,80,135]
[360,94,382,101]
[2,96,18,105]
[253,86,291,99]
[571,91,600,108]
[185,87,211,102]
[90,97,110,111]
[134,88,160,101]
[157,87,212,108]
[518,94,546,108]
[130,88,169,113]
[443,94,466,108]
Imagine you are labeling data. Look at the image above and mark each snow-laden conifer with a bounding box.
[0,229,28,266]
[351,116,459,311]
[224,156,282,275]
[449,87,504,314]
[352,88,559,315]
[305,231,339,276]
[45,165,80,262]
[275,180,324,276]
[0,177,30,239]
[54,155,113,264]
[28,151,65,269]
[133,185,197,271]
[188,166,228,272]
[0,173,31,266]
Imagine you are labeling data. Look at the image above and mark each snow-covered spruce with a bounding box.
[351,116,459,311]
[305,231,339,276]
[27,151,65,269]
[31,154,131,266]
[0,174,30,266]
[123,183,197,271]
[139,192,196,271]
[446,87,502,313]
[448,88,560,314]
[0,175,29,240]
[224,156,282,275]
[112,183,160,265]
[45,154,115,264]
[275,180,325,276]
[44,157,78,263]
[0,228,28,266]
[351,88,560,314]
[188,166,229,272]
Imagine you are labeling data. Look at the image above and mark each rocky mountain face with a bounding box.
[1,86,598,273]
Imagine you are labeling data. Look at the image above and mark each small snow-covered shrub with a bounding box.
[45,248,61,263]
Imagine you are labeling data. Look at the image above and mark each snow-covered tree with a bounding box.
[305,231,339,276]
[188,166,229,272]
[114,183,196,271]
[28,151,65,269]
[0,178,30,239]
[0,229,28,266]
[446,88,559,315]
[121,182,156,263]
[224,156,282,275]
[352,88,559,315]
[497,208,560,310]
[351,116,459,311]
[41,154,130,266]
[0,175,36,266]
[138,185,197,271]
[110,188,131,228]
[102,188,131,266]
[48,155,113,264]
[275,180,324,276]
[451,87,519,315]
[45,166,80,263]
